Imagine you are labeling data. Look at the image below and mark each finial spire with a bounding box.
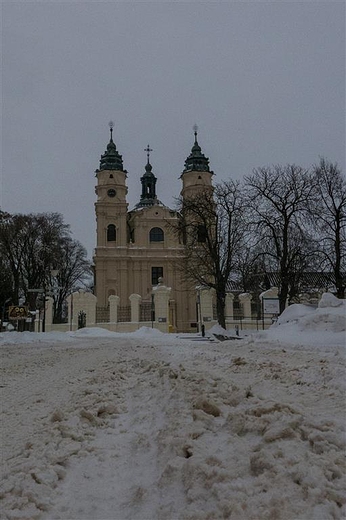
[109,121,114,142]
[193,124,198,143]
[144,144,153,163]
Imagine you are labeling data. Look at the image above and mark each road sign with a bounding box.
[8,306,29,320]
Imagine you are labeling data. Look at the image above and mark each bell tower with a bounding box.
[94,122,128,248]
[180,125,213,200]
[94,122,129,305]
[135,145,161,208]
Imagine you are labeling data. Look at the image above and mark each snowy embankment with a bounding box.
[1,294,345,520]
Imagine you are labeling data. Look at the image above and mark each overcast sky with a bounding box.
[1,1,345,259]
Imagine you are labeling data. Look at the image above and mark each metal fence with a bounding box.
[140,301,153,322]
[96,305,110,323]
[118,305,131,322]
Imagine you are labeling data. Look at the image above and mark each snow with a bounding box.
[1,295,345,520]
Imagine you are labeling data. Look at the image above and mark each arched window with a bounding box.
[149,227,164,242]
[107,224,116,242]
[197,225,207,243]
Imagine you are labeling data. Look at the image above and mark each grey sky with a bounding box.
[2,1,345,259]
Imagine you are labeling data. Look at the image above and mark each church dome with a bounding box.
[183,126,210,173]
[98,124,124,171]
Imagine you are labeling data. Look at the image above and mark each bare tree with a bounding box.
[245,165,315,313]
[50,237,92,322]
[311,158,346,298]
[176,180,247,328]
[0,212,91,321]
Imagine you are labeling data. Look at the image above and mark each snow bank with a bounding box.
[70,327,118,338]
[258,294,345,349]
[0,331,73,346]
[1,295,345,520]
[131,326,163,337]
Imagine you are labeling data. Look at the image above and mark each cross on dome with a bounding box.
[144,144,153,163]
[109,121,114,141]
[193,124,198,141]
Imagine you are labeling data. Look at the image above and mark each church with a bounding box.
[93,124,214,332]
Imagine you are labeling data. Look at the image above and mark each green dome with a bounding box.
[99,126,124,171]
[183,127,210,173]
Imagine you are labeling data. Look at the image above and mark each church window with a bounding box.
[152,267,163,285]
[107,224,116,242]
[197,225,207,243]
[150,227,164,242]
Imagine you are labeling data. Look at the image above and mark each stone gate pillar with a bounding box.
[199,287,214,324]
[225,293,234,321]
[45,296,54,332]
[239,293,252,319]
[153,284,171,332]
[108,295,120,323]
[129,294,141,323]
[67,291,97,330]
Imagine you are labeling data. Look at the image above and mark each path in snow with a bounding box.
[1,334,345,520]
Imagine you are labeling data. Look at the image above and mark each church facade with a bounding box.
[93,125,213,332]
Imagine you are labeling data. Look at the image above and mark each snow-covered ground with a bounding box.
[1,294,345,520]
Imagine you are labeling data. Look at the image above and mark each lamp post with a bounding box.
[196,286,203,335]
[29,269,60,333]
[1,298,11,329]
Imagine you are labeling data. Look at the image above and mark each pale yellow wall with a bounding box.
[94,168,209,331]
[180,170,213,199]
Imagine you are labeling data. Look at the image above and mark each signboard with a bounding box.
[8,306,29,320]
[263,298,280,314]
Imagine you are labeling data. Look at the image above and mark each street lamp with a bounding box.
[28,269,60,333]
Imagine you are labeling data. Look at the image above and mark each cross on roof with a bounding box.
[109,121,114,140]
[144,144,153,162]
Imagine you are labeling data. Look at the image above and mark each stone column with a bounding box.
[66,293,75,331]
[239,293,252,319]
[153,284,171,332]
[199,287,214,324]
[225,293,234,321]
[45,296,54,332]
[108,295,120,323]
[68,291,97,328]
[129,294,141,323]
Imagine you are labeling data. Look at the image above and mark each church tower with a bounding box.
[180,125,213,200]
[94,122,128,304]
[135,145,160,208]
[92,123,214,331]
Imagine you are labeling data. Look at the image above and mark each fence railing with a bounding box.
[96,305,110,323]
[118,305,131,322]
[140,302,153,322]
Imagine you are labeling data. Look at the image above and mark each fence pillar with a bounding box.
[129,294,141,322]
[67,291,97,329]
[225,293,234,320]
[239,293,252,318]
[45,296,54,332]
[153,284,171,332]
[199,287,214,324]
[108,295,120,323]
